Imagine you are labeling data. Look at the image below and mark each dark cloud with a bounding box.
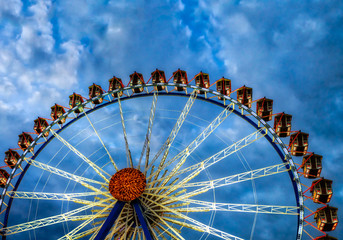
[0,0,342,239]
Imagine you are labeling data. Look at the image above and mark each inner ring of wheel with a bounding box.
[0,83,304,240]
[109,168,146,202]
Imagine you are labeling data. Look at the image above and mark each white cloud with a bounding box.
[0,0,22,17]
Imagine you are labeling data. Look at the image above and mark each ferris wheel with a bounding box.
[0,69,338,240]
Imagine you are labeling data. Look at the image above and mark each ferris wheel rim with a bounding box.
[0,82,304,240]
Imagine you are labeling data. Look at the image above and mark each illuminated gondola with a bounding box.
[311,178,333,204]
[289,131,309,156]
[315,206,338,231]
[129,72,145,93]
[195,71,209,94]
[69,93,84,114]
[4,150,20,169]
[151,69,166,91]
[33,117,49,137]
[237,86,252,108]
[256,97,273,122]
[216,77,231,100]
[109,76,124,98]
[51,104,66,124]
[89,83,104,104]
[173,69,188,91]
[274,113,292,137]
[18,132,33,151]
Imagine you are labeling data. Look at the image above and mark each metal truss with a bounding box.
[7,191,108,207]
[148,127,268,192]
[82,109,119,171]
[148,163,290,204]
[24,158,109,196]
[117,96,134,168]
[1,198,112,236]
[50,129,111,183]
[156,198,299,215]
[150,103,235,190]
[146,90,197,174]
[58,202,114,240]
[142,195,244,240]
[139,92,158,170]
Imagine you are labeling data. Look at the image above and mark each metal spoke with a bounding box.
[140,92,158,171]
[141,195,244,240]
[83,109,119,171]
[117,96,134,168]
[146,90,197,174]
[146,163,290,204]
[7,191,109,207]
[70,226,100,239]
[50,129,111,182]
[155,198,299,215]
[24,158,109,196]
[146,215,182,240]
[139,200,185,240]
[58,202,114,240]
[149,103,235,191]
[0,198,112,236]
[148,127,268,195]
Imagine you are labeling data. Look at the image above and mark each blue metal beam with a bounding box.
[132,199,153,240]
[94,201,126,240]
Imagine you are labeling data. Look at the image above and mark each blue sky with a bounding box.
[0,0,342,239]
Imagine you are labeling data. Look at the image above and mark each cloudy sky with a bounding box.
[0,0,342,239]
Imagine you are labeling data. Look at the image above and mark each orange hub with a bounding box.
[109,168,146,202]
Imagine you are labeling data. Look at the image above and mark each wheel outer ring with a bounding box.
[0,82,304,240]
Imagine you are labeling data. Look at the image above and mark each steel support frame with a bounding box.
[1,86,303,240]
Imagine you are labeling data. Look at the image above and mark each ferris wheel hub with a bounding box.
[108,168,146,202]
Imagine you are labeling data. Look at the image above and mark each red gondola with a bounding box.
[311,178,333,204]
[274,113,292,137]
[315,206,338,231]
[18,132,33,151]
[69,93,84,114]
[302,154,322,178]
[256,97,273,122]
[129,72,145,93]
[237,86,252,108]
[4,149,20,169]
[0,169,9,188]
[34,117,49,137]
[89,83,104,104]
[109,76,124,98]
[289,131,309,156]
[173,69,188,91]
[195,72,210,94]
[216,77,231,100]
[151,69,166,91]
[51,104,66,124]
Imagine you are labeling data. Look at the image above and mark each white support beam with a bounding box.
[117,96,134,168]
[1,198,112,236]
[150,103,235,191]
[50,129,111,183]
[141,196,244,240]
[146,90,197,174]
[140,92,158,170]
[7,191,109,207]
[24,158,109,196]
[83,109,119,171]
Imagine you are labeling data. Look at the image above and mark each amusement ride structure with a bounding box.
[0,69,339,239]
